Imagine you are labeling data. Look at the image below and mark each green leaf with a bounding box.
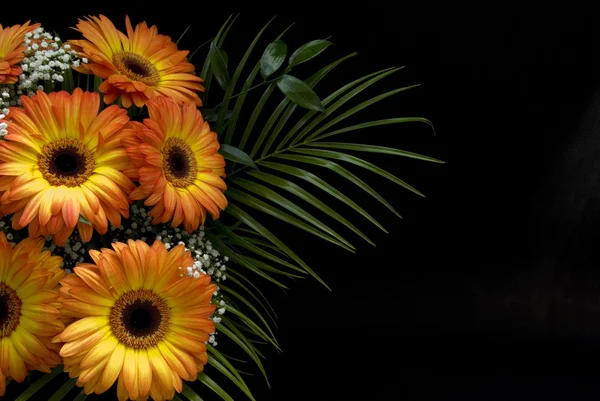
[221,271,278,324]
[227,182,355,251]
[244,255,305,279]
[221,318,266,358]
[207,344,247,383]
[225,232,288,257]
[91,76,104,109]
[200,16,237,104]
[16,366,63,401]
[312,117,436,142]
[225,203,330,290]
[238,83,277,151]
[44,79,54,93]
[290,67,403,147]
[219,144,258,170]
[181,382,204,401]
[176,24,192,45]
[209,42,230,90]
[287,148,426,197]
[275,68,394,151]
[188,37,214,62]
[259,160,387,231]
[205,231,289,288]
[217,222,304,273]
[215,323,269,386]
[245,170,375,246]
[207,356,257,401]
[203,109,233,123]
[248,90,293,158]
[197,373,235,401]
[277,152,402,218]
[225,22,295,147]
[309,142,445,163]
[261,40,287,79]
[261,53,358,158]
[72,390,87,401]
[78,214,92,225]
[289,39,333,67]
[216,17,275,134]
[62,68,75,93]
[173,396,184,401]
[304,85,420,143]
[277,74,324,112]
[275,66,397,152]
[226,305,280,350]
[48,378,77,401]
[217,283,277,337]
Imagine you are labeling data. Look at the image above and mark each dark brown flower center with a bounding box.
[162,137,197,188]
[0,282,22,337]
[110,290,170,348]
[38,139,95,187]
[113,52,160,86]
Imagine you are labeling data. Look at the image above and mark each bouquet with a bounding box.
[0,14,442,400]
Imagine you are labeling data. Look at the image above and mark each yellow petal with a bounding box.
[157,341,192,381]
[147,346,172,390]
[123,347,139,400]
[6,340,28,382]
[59,316,108,342]
[96,342,125,394]
[137,348,152,397]
[80,335,119,370]
[60,325,110,358]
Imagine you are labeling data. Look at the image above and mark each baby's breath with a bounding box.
[17,27,85,98]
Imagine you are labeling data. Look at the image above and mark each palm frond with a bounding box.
[186,14,443,401]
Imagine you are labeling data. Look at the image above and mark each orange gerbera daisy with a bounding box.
[0,88,135,246]
[68,15,204,108]
[126,96,227,232]
[0,21,39,84]
[57,239,216,400]
[0,232,64,396]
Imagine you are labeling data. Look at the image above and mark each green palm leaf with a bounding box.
[188,17,443,400]
[15,367,63,401]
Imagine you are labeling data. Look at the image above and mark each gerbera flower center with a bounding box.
[0,282,22,337]
[38,138,95,187]
[110,289,170,349]
[113,52,160,86]
[162,137,198,187]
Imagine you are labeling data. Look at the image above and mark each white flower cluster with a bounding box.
[16,27,85,98]
[43,229,87,271]
[0,217,17,247]
[0,27,88,138]
[0,86,14,137]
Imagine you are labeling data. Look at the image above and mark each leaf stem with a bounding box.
[229,137,307,177]
[211,77,279,110]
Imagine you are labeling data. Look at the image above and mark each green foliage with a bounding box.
[185,14,442,401]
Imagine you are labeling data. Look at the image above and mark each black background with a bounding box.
[5,6,600,401]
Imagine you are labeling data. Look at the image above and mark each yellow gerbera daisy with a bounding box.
[57,239,217,400]
[0,21,39,84]
[0,88,135,246]
[0,232,65,396]
[125,96,227,233]
[68,15,204,108]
